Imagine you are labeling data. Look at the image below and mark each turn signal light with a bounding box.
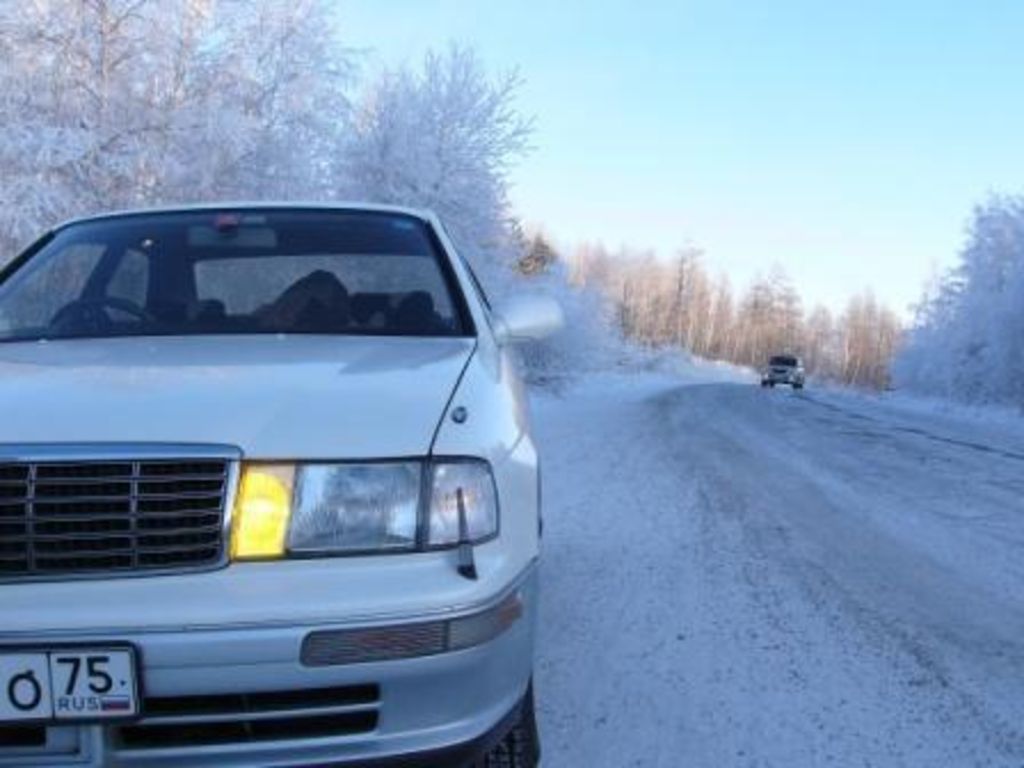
[231,465,294,560]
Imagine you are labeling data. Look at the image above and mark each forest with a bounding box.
[559,239,901,388]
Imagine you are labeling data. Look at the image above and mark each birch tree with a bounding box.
[0,0,351,255]
[340,45,531,281]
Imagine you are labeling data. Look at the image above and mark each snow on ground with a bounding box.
[531,365,1024,767]
[811,383,1024,459]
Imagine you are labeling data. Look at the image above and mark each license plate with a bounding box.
[0,648,139,724]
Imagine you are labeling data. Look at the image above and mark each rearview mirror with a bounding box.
[493,295,563,345]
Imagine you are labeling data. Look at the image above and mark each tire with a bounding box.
[760,380,769,388]
[793,382,804,390]
[482,684,540,768]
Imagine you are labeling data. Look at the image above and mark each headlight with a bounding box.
[231,459,498,561]
[289,463,422,554]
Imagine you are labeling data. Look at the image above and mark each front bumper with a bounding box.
[0,567,537,767]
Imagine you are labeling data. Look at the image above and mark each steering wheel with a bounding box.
[49,296,155,334]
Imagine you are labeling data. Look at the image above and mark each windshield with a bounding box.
[769,356,798,367]
[0,210,469,342]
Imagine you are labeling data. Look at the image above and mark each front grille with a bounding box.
[116,685,380,750]
[0,458,230,579]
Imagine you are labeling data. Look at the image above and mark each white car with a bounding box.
[760,355,806,389]
[0,204,561,767]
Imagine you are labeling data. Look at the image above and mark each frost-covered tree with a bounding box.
[212,0,353,200]
[840,291,900,389]
[341,46,618,377]
[340,45,531,280]
[0,0,351,255]
[896,195,1024,406]
[706,274,736,360]
[803,305,836,375]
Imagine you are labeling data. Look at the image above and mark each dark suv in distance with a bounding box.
[761,355,806,389]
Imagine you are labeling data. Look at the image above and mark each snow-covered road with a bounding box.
[532,372,1024,767]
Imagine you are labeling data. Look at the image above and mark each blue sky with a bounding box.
[338,1,1024,315]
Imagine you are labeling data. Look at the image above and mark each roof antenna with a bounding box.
[456,488,478,581]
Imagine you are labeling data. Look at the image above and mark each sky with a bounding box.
[338,0,1024,316]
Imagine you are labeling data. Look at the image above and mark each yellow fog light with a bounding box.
[231,464,295,560]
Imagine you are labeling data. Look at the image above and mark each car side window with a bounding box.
[106,249,150,307]
[0,243,105,331]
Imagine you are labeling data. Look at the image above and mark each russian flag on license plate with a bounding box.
[100,696,133,712]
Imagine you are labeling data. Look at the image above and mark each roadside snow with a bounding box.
[532,368,1024,767]
[811,383,1024,458]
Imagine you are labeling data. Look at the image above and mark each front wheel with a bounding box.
[793,382,804,390]
[482,684,540,767]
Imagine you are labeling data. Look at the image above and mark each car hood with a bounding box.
[0,336,475,459]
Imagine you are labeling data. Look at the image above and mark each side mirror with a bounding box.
[493,295,563,345]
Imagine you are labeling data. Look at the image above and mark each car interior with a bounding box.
[0,213,465,341]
